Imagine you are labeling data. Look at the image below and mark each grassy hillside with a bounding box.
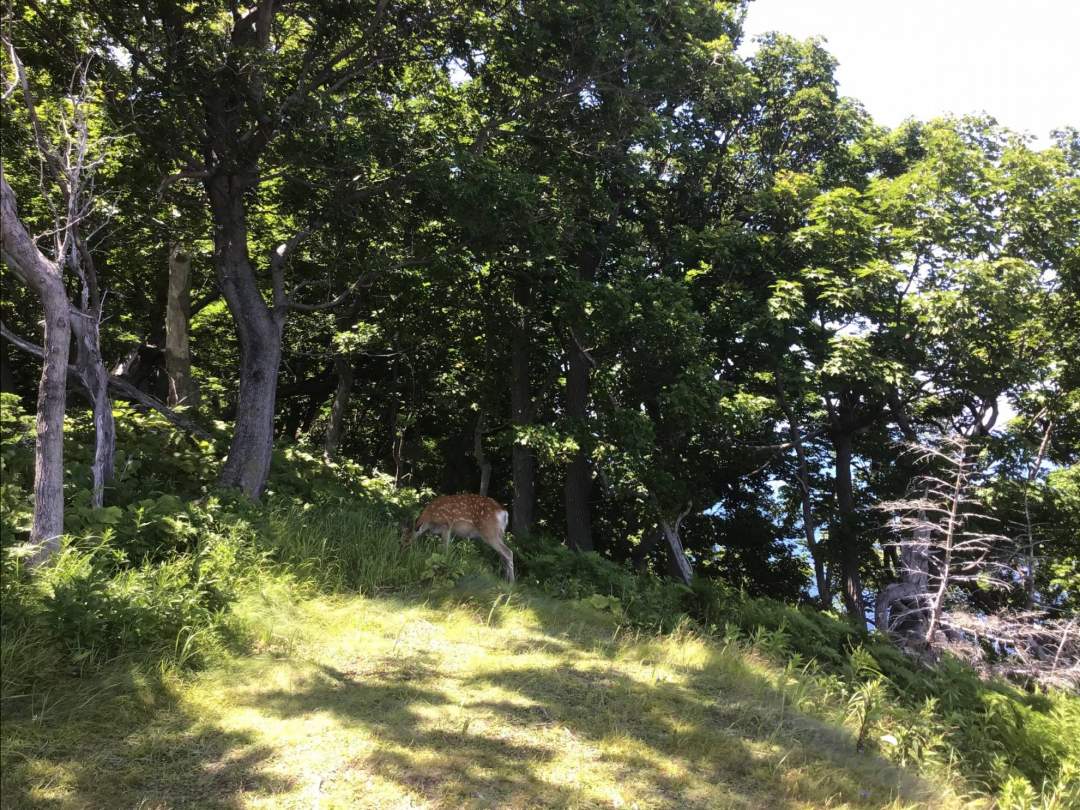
[4,581,971,809]
[1,400,1077,808]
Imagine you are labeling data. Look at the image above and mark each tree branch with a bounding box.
[1,321,213,440]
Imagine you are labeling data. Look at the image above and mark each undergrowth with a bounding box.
[1,394,1077,808]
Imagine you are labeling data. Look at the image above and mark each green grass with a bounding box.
[1,578,978,810]
[2,403,1075,808]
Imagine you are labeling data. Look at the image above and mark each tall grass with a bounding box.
[257,502,488,594]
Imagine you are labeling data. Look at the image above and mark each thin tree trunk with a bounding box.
[925,446,968,646]
[1022,419,1053,609]
[71,313,115,507]
[776,377,831,608]
[661,517,693,585]
[833,431,867,629]
[165,244,199,408]
[510,280,535,536]
[564,335,593,551]
[473,410,492,496]
[324,357,354,459]
[1,175,70,563]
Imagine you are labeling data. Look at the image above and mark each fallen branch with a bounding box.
[1,321,214,440]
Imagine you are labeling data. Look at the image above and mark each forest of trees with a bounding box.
[2,0,1077,684]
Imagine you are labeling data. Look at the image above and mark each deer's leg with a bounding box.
[441,527,452,554]
[408,522,428,546]
[487,534,515,583]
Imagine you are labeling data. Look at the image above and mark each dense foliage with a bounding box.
[2,1,1078,806]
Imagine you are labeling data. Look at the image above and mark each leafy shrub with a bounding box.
[706,590,1080,801]
[0,521,261,700]
[518,536,692,629]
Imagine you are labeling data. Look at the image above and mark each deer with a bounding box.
[403,494,514,582]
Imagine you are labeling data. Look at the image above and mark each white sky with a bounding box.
[741,0,1080,146]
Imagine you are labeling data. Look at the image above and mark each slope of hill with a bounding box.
[2,580,972,809]
[1,403,1076,809]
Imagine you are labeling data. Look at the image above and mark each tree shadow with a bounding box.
[244,660,583,808]
[425,582,948,808]
[0,664,292,810]
[2,583,953,809]
[238,591,944,809]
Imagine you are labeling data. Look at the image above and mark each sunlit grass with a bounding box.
[1,579,979,809]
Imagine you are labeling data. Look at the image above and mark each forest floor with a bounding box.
[1,580,975,810]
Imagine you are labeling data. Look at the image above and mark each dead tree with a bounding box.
[1,44,117,561]
[164,244,200,408]
[877,436,1011,648]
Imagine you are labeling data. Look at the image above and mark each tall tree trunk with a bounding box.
[473,410,492,496]
[833,431,866,629]
[564,335,593,551]
[510,281,536,536]
[324,357,354,459]
[776,377,831,608]
[71,314,114,508]
[1,175,71,563]
[661,517,693,585]
[207,174,282,499]
[31,299,70,561]
[165,244,200,408]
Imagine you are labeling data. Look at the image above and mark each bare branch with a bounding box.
[1,321,213,441]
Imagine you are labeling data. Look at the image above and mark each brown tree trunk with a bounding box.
[473,410,492,496]
[833,430,866,629]
[564,336,593,552]
[324,357,354,459]
[165,244,200,408]
[207,174,283,499]
[510,281,535,536]
[1,175,71,563]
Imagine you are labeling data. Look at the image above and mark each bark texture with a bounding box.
[0,175,71,562]
[165,244,200,408]
[833,430,867,629]
[205,173,283,499]
[71,312,115,507]
[324,357,354,459]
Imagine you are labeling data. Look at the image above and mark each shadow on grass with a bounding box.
[242,584,944,809]
[0,665,291,810]
[247,660,582,807]
[1,578,948,810]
